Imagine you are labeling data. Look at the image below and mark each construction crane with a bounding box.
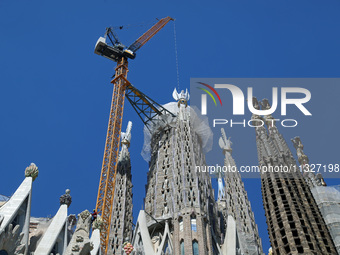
[94,16,174,254]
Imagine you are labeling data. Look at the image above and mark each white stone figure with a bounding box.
[172,88,190,107]
[121,121,132,147]
[219,128,232,153]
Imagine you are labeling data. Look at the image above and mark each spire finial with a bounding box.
[291,137,309,165]
[172,88,190,107]
[252,97,260,110]
[60,189,72,207]
[25,163,39,181]
[121,121,132,147]
[218,128,232,153]
[260,98,271,110]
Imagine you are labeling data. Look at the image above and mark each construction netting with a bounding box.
[311,185,340,252]
[141,102,213,162]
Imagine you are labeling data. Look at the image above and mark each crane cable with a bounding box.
[173,21,180,91]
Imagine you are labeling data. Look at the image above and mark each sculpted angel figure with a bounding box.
[172,88,190,107]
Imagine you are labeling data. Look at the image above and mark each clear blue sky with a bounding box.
[1,0,340,253]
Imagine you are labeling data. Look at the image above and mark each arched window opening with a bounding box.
[192,240,199,255]
[180,240,185,255]
[191,215,197,232]
[179,217,184,232]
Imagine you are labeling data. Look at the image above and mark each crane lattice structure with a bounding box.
[94,16,174,254]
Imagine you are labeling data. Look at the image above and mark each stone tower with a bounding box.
[218,128,263,255]
[108,121,134,255]
[135,89,221,255]
[292,137,340,254]
[252,97,337,254]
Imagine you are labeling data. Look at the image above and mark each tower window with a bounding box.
[0,250,9,255]
[179,218,184,232]
[191,216,197,232]
[180,240,185,255]
[192,240,199,255]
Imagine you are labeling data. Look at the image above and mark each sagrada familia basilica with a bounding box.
[1,90,340,255]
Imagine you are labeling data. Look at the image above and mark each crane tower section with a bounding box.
[94,17,173,254]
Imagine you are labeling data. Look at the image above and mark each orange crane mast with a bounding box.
[94,16,173,254]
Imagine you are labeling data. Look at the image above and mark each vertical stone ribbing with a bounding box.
[143,98,220,255]
[291,137,340,254]
[253,98,337,255]
[218,128,263,255]
[108,122,133,255]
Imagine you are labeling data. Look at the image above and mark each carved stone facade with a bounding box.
[64,210,93,255]
[108,121,134,255]
[252,97,337,254]
[140,96,221,255]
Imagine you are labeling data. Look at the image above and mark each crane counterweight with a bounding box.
[94,36,136,62]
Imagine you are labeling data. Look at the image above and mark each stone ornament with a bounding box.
[67,214,77,231]
[260,98,271,110]
[291,136,309,165]
[122,242,134,255]
[0,224,25,254]
[92,216,103,231]
[219,128,232,153]
[79,210,91,222]
[59,189,72,208]
[24,163,38,181]
[121,121,132,147]
[64,210,93,255]
[172,88,190,107]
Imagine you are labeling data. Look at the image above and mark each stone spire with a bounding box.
[252,97,337,255]
[0,163,37,254]
[34,189,70,254]
[218,128,263,255]
[107,121,134,255]
[140,90,220,255]
[291,136,326,188]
